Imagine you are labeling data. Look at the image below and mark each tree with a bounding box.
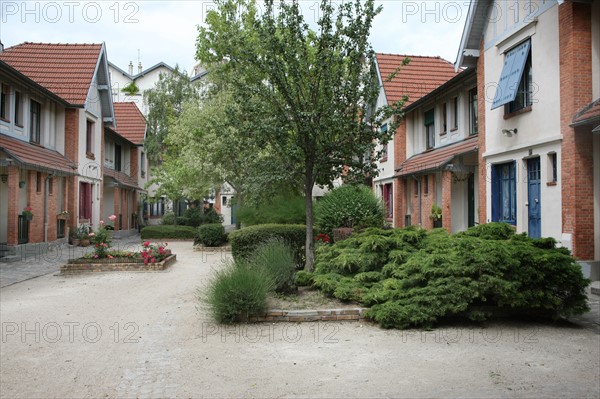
[197,0,404,271]
[144,65,200,163]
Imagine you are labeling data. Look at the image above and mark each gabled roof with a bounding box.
[572,98,600,127]
[454,0,491,70]
[0,133,77,175]
[375,53,459,107]
[113,102,147,145]
[0,60,70,107]
[403,68,476,113]
[0,42,102,106]
[108,61,176,80]
[103,167,141,190]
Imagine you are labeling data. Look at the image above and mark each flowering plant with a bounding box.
[22,206,33,218]
[90,215,116,258]
[316,233,331,244]
[140,241,170,264]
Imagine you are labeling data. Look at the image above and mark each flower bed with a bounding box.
[60,253,176,275]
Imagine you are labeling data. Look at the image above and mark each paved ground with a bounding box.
[0,240,599,398]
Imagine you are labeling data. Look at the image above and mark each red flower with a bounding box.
[143,241,150,247]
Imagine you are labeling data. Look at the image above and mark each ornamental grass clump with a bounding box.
[248,240,297,294]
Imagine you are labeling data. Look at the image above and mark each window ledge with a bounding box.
[450,127,458,132]
[380,157,388,163]
[504,105,532,120]
[546,181,557,186]
[86,152,95,160]
[29,141,43,148]
[440,132,447,137]
[15,124,23,128]
[0,117,10,123]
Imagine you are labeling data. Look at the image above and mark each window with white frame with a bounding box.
[30,100,41,144]
[0,84,9,121]
[424,109,435,150]
[452,96,458,130]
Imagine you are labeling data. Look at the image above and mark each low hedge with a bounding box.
[229,224,307,265]
[140,225,197,239]
[196,224,227,247]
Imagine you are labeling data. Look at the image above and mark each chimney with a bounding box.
[138,61,142,74]
[128,61,134,76]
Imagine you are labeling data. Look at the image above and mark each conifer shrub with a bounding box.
[308,223,590,329]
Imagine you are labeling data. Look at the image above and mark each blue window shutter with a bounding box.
[510,161,517,224]
[491,165,499,222]
[491,40,531,110]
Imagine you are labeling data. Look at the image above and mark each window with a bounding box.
[492,162,517,225]
[36,172,42,193]
[79,182,92,220]
[424,109,435,150]
[115,144,122,172]
[30,100,41,144]
[14,91,22,126]
[469,88,478,135]
[507,51,532,113]
[441,103,447,134]
[0,84,9,121]
[48,177,53,195]
[141,151,146,176]
[452,97,458,130]
[380,124,388,161]
[548,153,557,183]
[150,197,165,216]
[86,120,94,156]
[491,39,532,111]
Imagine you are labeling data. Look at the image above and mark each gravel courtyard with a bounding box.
[1,241,599,398]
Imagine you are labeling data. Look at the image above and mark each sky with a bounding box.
[0,1,470,73]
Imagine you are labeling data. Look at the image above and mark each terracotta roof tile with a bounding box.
[0,42,102,105]
[113,102,146,145]
[396,136,478,176]
[0,133,77,174]
[376,53,459,107]
[103,167,140,190]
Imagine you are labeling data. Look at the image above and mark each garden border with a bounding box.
[248,307,369,322]
[60,254,177,275]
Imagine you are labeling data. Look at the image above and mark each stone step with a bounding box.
[591,281,600,296]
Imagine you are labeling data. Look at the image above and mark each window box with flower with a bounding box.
[22,206,34,221]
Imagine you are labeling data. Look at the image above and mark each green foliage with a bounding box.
[121,81,140,96]
[315,185,385,236]
[202,260,273,323]
[237,195,306,225]
[295,270,313,287]
[196,224,227,247]
[309,223,590,329]
[140,225,197,239]
[248,240,297,294]
[229,224,307,266]
[183,207,224,227]
[161,211,176,225]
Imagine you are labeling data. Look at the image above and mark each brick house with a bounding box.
[103,102,148,235]
[0,42,114,246]
[372,53,457,227]
[396,68,479,232]
[455,0,599,275]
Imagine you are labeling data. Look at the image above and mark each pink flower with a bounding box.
[144,259,148,265]
[108,215,117,221]
[108,255,113,259]
[143,241,150,247]
[88,233,95,237]
[100,220,105,225]
[164,243,168,246]
[94,255,98,259]
[151,258,155,264]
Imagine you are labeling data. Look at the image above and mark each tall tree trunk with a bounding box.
[304,163,315,272]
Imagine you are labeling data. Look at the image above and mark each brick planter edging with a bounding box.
[60,254,177,275]
[248,308,369,322]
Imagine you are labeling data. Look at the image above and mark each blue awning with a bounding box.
[491,40,531,110]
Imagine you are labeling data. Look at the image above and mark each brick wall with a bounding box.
[47,176,58,241]
[130,146,139,183]
[26,171,44,243]
[393,119,407,227]
[64,108,79,228]
[441,171,452,233]
[6,166,19,245]
[559,1,595,259]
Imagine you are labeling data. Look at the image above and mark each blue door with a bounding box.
[527,157,541,238]
[231,204,238,225]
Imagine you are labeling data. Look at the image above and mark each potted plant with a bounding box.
[22,206,33,221]
[77,223,91,246]
[69,229,80,246]
[57,210,70,220]
[429,204,443,228]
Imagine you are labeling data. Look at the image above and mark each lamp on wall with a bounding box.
[502,128,518,137]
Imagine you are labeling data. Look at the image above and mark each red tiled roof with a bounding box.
[376,53,459,107]
[396,136,478,176]
[0,134,76,174]
[0,42,102,105]
[103,167,140,190]
[113,102,146,145]
[572,98,600,126]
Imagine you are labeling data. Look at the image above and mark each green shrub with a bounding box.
[311,223,590,329]
[140,225,197,239]
[295,270,313,286]
[184,207,204,227]
[161,211,175,225]
[196,224,227,247]
[202,260,273,323]
[237,195,306,225]
[315,185,385,237]
[248,240,296,293]
[229,224,307,266]
[176,216,189,226]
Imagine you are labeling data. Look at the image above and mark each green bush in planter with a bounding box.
[196,224,227,247]
[228,224,307,266]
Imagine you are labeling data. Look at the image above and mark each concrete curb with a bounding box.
[249,307,369,322]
